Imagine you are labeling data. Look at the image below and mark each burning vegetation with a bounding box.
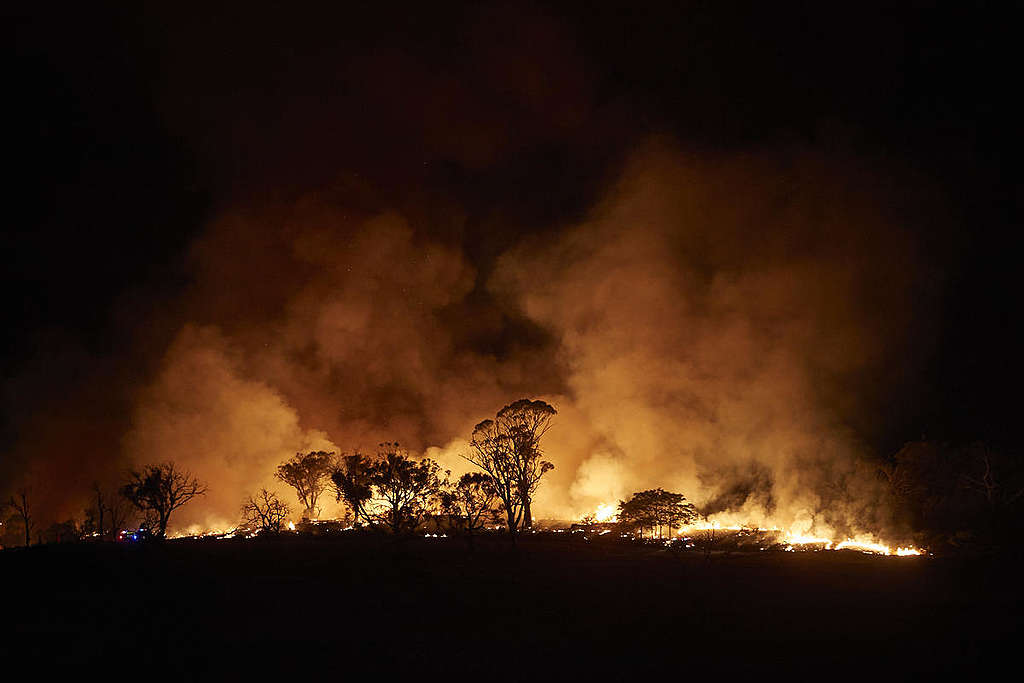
[5,5,1023,679]
[2,7,1021,564]
[1,397,942,558]
[3,390,1017,556]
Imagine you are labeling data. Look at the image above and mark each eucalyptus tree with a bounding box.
[465,398,556,538]
[275,450,334,520]
[439,472,502,540]
[368,442,445,535]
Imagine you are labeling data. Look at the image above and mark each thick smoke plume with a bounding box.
[123,325,339,531]
[122,204,557,528]
[494,140,938,538]
[119,138,939,539]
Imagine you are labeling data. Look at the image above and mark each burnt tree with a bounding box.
[8,488,34,547]
[86,482,128,540]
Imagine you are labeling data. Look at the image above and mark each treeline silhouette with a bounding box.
[273,399,558,543]
[0,398,562,546]
[3,395,1022,555]
[880,440,1024,554]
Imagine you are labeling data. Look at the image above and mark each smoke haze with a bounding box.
[494,141,940,537]
[11,3,994,544]
[108,139,941,538]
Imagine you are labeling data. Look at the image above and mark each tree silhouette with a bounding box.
[439,472,501,541]
[85,482,130,541]
[881,440,1024,550]
[465,398,556,538]
[368,443,445,534]
[276,451,334,520]
[330,451,374,526]
[43,519,80,544]
[961,443,1024,510]
[241,488,291,534]
[8,488,33,547]
[106,491,131,539]
[617,489,697,538]
[85,483,107,539]
[120,462,207,539]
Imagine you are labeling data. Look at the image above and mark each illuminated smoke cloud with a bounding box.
[123,325,340,530]
[124,206,552,530]
[119,124,941,539]
[493,140,937,537]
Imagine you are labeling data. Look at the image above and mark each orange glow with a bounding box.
[593,503,618,522]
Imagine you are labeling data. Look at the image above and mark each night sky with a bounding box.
[4,3,1021,524]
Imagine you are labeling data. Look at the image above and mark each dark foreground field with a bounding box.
[3,533,1020,680]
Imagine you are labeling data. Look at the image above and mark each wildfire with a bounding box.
[780,531,925,556]
[670,522,926,556]
[594,503,618,523]
[161,513,925,557]
[685,519,747,532]
[784,533,832,547]
[567,503,927,556]
[834,539,890,554]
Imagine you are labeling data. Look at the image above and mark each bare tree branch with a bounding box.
[120,462,207,539]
